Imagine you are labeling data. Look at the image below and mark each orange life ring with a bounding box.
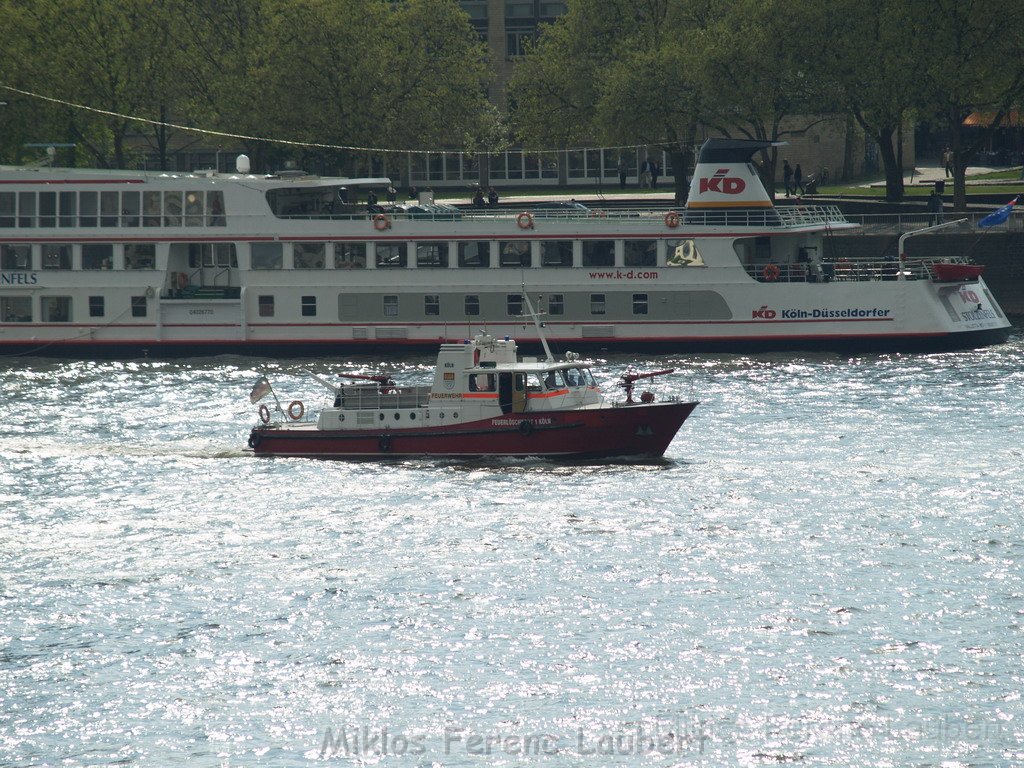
[176,272,189,289]
[664,211,680,228]
[287,400,304,420]
[762,263,781,282]
[516,211,534,229]
[373,213,391,231]
[589,209,607,218]
[259,404,270,424]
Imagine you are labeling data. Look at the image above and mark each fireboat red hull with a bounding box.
[248,401,697,459]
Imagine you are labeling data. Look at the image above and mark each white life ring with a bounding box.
[259,404,270,424]
[373,213,391,231]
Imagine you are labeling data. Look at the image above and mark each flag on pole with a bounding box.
[978,196,1020,228]
[249,375,272,403]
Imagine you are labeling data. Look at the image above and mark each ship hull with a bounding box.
[248,401,698,459]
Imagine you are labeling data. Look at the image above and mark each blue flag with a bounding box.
[978,196,1019,228]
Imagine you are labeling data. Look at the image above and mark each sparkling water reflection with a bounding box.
[2,329,1023,766]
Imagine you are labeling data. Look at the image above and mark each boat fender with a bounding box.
[664,211,680,228]
[379,435,391,452]
[248,432,262,449]
[373,213,391,231]
[288,400,305,420]
[762,263,781,282]
[518,419,533,436]
[259,404,270,424]
[516,211,534,230]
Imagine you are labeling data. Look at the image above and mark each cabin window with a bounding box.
[540,240,573,267]
[424,294,440,316]
[565,367,596,387]
[416,242,449,267]
[258,295,274,317]
[582,240,614,267]
[624,240,657,266]
[383,295,399,317]
[0,192,14,227]
[464,294,480,316]
[184,191,204,226]
[163,191,183,226]
[82,243,114,270]
[301,295,317,317]
[376,243,407,268]
[59,192,76,228]
[458,241,489,267]
[1,296,31,322]
[547,293,564,315]
[499,240,530,267]
[18,192,35,228]
[590,293,606,315]
[115,192,136,228]
[143,191,162,226]
[294,242,326,269]
[251,242,283,269]
[131,296,147,317]
[41,244,71,270]
[88,295,104,317]
[125,243,156,269]
[468,373,495,392]
[632,293,648,315]
[79,191,98,227]
[207,190,225,226]
[335,242,366,269]
[38,192,56,228]
[41,295,71,322]
[667,239,705,267]
[1,244,31,270]
[506,293,523,316]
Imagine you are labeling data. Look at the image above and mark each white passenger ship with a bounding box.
[0,139,1010,356]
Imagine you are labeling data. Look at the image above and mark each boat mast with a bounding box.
[521,288,555,363]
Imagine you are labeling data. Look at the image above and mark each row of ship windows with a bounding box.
[0,240,704,270]
[0,292,649,323]
[0,190,226,229]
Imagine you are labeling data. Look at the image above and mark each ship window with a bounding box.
[215,243,237,267]
[82,243,114,270]
[507,293,523,316]
[301,295,317,317]
[131,295,147,317]
[416,242,449,267]
[143,191,161,227]
[383,295,399,317]
[548,293,564,315]
[108,191,128,227]
[18,192,35,228]
[0,192,14,227]
[184,191,204,226]
[294,242,326,269]
[465,294,480,316]
[59,192,77,228]
[39,191,56,227]
[206,191,225,226]
[335,242,366,268]
[258,295,274,317]
[88,295,104,317]
[41,244,71,270]
[468,373,495,392]
[582,240,614,267]
[590,293,606,315]
[541,240,572,267]
[125,243,156,269]
[625,240,656,266]
[41,295,71,322]
[251,242,283,269]
[1,244,31,270]
[667,239,705,267]
[163,191,182,226]
[79,191,97,227]
[424,294,440,315]
[458,241,489,267]
[1,296,31,322]
[499,240,530,267]
[632,293,648,315]
[376,243,407,268]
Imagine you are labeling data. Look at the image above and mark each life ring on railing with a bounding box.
[518,419,534,436]
[287,400,304,420]
[373,213,391,231]
[259,404,270,424]
[762,263,781,282]
[516,211,534,229]
[176,272,189,289]
[664,211,680,228]
[590,209,607,218]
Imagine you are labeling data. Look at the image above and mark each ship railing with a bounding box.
[336,384,431,410]
[744,256,922,283]
[834,213,1024,234]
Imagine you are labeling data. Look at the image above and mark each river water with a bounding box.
[2,328,1023,766]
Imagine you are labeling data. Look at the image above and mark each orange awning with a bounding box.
[963,110,1023,127]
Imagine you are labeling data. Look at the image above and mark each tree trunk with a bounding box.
[875,125,903,201]
[949,106,967,211]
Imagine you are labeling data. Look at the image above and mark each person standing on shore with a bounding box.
[783,159,793,197]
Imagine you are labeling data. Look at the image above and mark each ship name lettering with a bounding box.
[189,309,214,315]
[0,272,39,285]
[430,393,463,399]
